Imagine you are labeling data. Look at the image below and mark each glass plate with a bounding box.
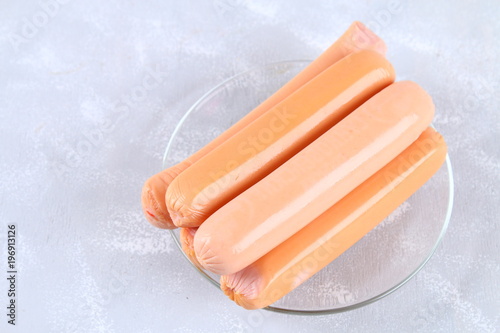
[163,61,454,315]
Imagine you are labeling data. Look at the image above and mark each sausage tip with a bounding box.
[141,183,176,229]
[220,270,262,310]
[351,21,387,56]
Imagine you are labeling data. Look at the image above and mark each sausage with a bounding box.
[220,127,447,309]
[141,21,387,229]
[194,81,434,275]
[180,227,200,267]
[167,50,395,227]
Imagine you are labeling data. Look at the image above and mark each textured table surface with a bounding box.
[1,1,499,332]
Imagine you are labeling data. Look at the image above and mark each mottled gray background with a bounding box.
[0,0,498,332]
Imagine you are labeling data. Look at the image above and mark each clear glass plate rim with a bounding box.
[162,60,455,316]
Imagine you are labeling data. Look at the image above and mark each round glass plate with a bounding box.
[163,61,454,315]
